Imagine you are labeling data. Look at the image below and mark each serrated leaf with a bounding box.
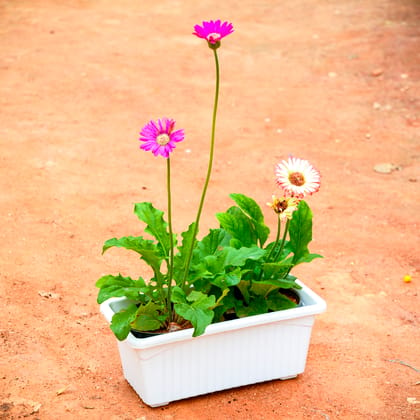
[170,286,186,304]
[224,246,266,266]
[210,269,242,289]
[134,202,171,257]
[173,222,197,284]
[174,291,216,337]
[204,254,225,274]
[184,229,231,282]
[102,236,164,273]
[110,304,138,340]
[187,290,216,306]
[178,222,198,255]
[293,253,323,265]
[131,301,165,331]
[95,274,148,303]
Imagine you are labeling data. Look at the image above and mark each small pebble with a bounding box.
[371,68,383,77]
[373,163,401,174]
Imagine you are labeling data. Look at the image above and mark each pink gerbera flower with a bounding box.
[193,20,234,46]
[275,157,321,198]
[139,118,184,158]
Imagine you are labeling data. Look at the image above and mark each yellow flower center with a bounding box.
[289,171,305,186]
[156,133,170,146]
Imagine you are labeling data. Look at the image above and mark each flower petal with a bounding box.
[139,118,185,158]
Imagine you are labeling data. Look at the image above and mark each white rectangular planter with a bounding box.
[100,280,326,407]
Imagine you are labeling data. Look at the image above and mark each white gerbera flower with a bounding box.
[275,157,320,198]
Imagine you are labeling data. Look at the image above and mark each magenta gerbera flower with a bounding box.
[275,157,321,198]
[193,20,234,47]
[139,118,184,158]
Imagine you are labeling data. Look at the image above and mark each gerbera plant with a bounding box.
[96,20,322,340]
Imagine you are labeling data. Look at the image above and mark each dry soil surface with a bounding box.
[1,1,419,419]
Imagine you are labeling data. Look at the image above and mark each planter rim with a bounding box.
[100,279,326,350]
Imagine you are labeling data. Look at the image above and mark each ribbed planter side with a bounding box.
[101,280,326,407]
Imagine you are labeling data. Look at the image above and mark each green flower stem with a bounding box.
[181,48,220,289]
[273,219,290,262]
[166,157,174,320]
[266,213,282,263]
[257,213,282,282]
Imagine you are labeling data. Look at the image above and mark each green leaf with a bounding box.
[262,262,293,280]
[95,274,148,304]
[174,291,216,337]
[110,304,138,341]
[131,301,165,332]
[216,207,256,247]
[212,288,237,321]
[229,238,243,249]
[235,295,267,317]
[170,285,187,304]
[204,254,225,274]
[249,281,274,298]
[224,246,266,267]
[102,236,164,274]
[229,193,270,246]
[134,202,171,257]
[236,280,251,303]
[230,193,265,223]
[210,268,243,289]
[188,229,229,277]
[266,291,298,311]
[293,253,323,265]
[197,228,229,256]
[196,246,265,282]
[173,222,197,284]
[264,241,292,262]
[289,200,314,264]
[255,277,300,290]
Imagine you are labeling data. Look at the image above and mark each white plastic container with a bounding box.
[100,280,326,407]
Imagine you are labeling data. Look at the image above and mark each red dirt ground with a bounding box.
[1,1,419,419]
